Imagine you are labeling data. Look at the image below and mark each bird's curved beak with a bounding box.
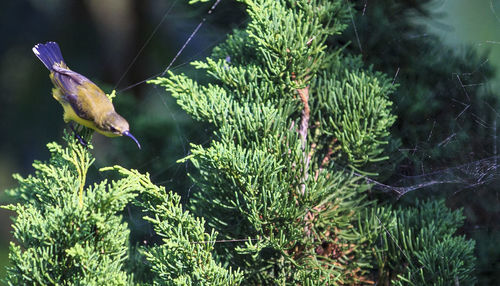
[122,131,141,149]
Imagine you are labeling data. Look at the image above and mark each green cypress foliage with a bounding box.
[152,0,395,283]
[106,166,243,285]
[3,133,240,285]
[4,134,134,285]
[151,0,478,284]
[369,200,476,285]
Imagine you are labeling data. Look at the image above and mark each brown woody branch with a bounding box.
[297,86,310,196]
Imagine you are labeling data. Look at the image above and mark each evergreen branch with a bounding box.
[103,165,244,285]
[297,86,310,147]
[4,135,135,285]
[148,0,477,284]
[297,86,310,196]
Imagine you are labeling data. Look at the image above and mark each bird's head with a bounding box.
[101,112,141,149]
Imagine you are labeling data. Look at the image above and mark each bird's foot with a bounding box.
[74,133,88,146]
[69,123,88,146]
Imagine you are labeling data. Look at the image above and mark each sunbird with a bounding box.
[32,41,141,149]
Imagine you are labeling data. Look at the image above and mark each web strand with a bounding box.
[114,0,180,90]
[117,0,225,93]
[160,0,222,77]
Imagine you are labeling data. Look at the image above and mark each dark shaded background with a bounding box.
[1,0,499,284]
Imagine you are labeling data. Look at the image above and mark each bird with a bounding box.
[32,41,141,149]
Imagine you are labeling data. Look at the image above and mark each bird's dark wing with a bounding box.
[51,66,95,120]
[51,65,90,92]
[65,93,93,120]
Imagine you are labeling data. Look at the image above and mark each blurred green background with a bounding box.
[1,0,500,283]
[433,0,500,88]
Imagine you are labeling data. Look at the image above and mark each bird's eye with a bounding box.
[110,126,117,132]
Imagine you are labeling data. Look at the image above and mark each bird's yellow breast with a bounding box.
[52,87,118,137]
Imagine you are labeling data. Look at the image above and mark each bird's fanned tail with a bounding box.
[32,42,67,70]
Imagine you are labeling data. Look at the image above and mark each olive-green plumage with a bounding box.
[33,41,141,149]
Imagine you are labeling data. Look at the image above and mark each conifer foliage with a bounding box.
[4,133,240,285]
[367,200,476,285]
[153,0,396,283]
[4,134,134,285]
[106,166,243,285]
[152,0,477,284]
